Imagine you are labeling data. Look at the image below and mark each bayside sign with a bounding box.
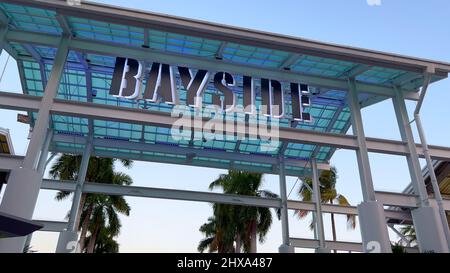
[109,57,312,122]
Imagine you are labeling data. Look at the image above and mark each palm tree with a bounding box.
[199,170,279,253]
[296,167,356,252]
[400,225,416,245]
[198,215,234,253]
[83,193,130,253]
[50,154,133,252]
[90,228,120,253]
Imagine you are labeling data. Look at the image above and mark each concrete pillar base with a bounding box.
[0,168,41,253]
[357,201,392,253]
[278,244,295,253]
[412,206,449,253]
[56,231,80,253]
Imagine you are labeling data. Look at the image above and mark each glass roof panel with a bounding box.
[3,2,430,175]
[67,17,145,47]
[0,3,62,34]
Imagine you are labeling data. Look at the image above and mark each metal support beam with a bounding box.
[0,36,70,253]
[290,237,420,253]
[34,220,68,233]
[412,72,450,249]
[52,133,330,171]
[375,191,418,208]
[279,54,300,70]
[39,179,415,222]
[1,91,450,160]
[4,29,422,100]
[347,79,376,202]
[42,179,282,208]
[278,156,294,253]
[16,61,37,128]
[393,73,423,86]
[392,87,429,206]
[393,84,449,252]
[215,42,227,60]
[416,114,450,249]
[311,105,344,159]
[143,28,149,48]
[56,139,92,253]
[22,36,70,170]
[290,237,363,252]
[67,140,92,232]
[339,64,371,79]
[348,78,392,253]
[311,158,327,251]
[36,129,53,175]
[0,154,23,171]
[55,14,73,36]
[45,153,56,169]
[4,0,450,74]
[388,225,412,247]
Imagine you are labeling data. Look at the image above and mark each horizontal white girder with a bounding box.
[1,92,450,160]
[4,29,421,100]
[0,154,23,171]
[375,191,419,208]
[54,145,290,176]
[40,179,413,221]
[52,134,330,171]
[289,237,419,252]
[4,0,450,75]
[290,237,364,252]
[33,220,68,233]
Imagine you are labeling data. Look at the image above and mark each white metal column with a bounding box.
[56,139,92,253]
[311,158,329,253]
[411,73,450,250]
[21,129,53,253]
[0,36,70,253]
[392,89,429,205]
[347,79,392,253]
[392,87,449,253]
[278,155,294,253]
[36,129,53,175]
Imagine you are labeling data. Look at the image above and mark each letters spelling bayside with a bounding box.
[109,57,312,121]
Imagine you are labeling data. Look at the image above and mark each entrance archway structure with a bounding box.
[0,0,450,253]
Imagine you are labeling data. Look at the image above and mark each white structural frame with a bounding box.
[0,0,449,253]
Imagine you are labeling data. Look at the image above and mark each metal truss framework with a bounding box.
[1,91,450,161]
[0,0,450,253]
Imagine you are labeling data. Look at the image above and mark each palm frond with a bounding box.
[336,194,357,229]
[55,191,72,201]
[198,237,215,253]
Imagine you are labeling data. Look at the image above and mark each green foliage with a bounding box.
[391,243,407,253]
[51,154,133,253]
[199,171,278,253]
[400,225,416,244]
[297,167,356,231]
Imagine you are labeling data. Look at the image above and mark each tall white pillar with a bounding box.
[0,36,70,253]
[347,79,392,253]
[311,159,330,253]
[56,139,92,253]
[392,88,449,253]
[278,155,294,253]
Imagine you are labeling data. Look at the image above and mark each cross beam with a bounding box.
[4,29,422,100]
[1,92,450,160]
[39,179,413,221]
[52,133,331,171]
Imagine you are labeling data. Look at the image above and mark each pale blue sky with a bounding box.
[0,0,450,252]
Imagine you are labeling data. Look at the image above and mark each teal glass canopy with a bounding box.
[0,2,441,176]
